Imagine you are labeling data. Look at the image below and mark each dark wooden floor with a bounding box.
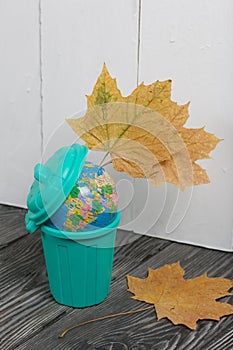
[1,204,233,350]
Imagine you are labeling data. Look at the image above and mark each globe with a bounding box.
[46,161,118,232]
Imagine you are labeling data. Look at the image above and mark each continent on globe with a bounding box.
[46,162,118,232]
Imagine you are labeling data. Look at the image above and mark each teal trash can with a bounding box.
[41,212,120,307]
[25,144,121,307]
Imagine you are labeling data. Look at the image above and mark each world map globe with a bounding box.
[46,161,118,232]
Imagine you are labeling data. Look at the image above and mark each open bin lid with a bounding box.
[25,144,88,233]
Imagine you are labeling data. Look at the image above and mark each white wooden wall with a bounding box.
[0,0,41,207]
[131,0,233,251]
[1,0,232,250]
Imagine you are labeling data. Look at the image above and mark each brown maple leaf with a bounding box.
[127,262,233,330]
[67,64,221,189]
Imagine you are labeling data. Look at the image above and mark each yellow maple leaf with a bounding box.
[86,63,123,107]
[67,64,220,189]
[127,262,233,330]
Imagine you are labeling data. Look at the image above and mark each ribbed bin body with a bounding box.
[40,212,120,308]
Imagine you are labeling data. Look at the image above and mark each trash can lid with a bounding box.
[25,144,88,233]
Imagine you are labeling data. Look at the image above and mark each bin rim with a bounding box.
[41,211,121,240]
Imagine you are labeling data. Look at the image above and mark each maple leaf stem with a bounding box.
[58,306,154,339]
[101,160,112,168]
[99,152,110,167]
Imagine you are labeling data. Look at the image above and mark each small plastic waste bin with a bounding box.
[25,144,121,307]
[41,212,120,307]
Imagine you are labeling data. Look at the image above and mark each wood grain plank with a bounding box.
[1,231,44,302]
[0,205,27,246]
[112,230,170,281]
[0,229,169,350]
[0,231,70,350]
[1,203,232,350]
[12,241,233,350]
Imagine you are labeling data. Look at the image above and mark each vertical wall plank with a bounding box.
[0,0,41,207]
[41,0,139,149]
[41,0,139,227]
[132,0,233,250]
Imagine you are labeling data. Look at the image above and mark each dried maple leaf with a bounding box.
[127,262,233,330]
[67,64,220,189]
